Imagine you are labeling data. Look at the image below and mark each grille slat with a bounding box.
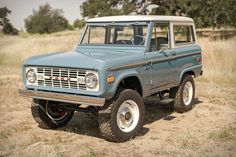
[36,67,87,90]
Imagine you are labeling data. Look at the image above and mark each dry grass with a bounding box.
[0,31,80,67]
[0,77,235,157]
[0,30,235,84]
[0,31,236,157]
[198,37,236,84]
[208,126,234,141]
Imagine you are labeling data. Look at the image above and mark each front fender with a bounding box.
[104,69,144,100]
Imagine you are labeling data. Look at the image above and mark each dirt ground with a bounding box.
[0,67,236,157]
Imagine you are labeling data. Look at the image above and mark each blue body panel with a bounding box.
[173,45,202,84]
[23,47,147,99]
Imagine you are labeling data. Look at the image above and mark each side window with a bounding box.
[150,23,169,52]
[174,25,195,45]
[112,25,148,45]
[116,26,132,40]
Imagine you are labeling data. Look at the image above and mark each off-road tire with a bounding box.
[169,75,195,113]
[31,99,74,129]
[98,89,145,142]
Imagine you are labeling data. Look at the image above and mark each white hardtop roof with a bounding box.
[87,15,194,23]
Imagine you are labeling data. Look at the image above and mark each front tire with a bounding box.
[98,89,145,142]
[31,99,74,129]
[170,75,195,113]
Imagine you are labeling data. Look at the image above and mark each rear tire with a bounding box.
[98,89,145,142]
[170,75,195,113]
[31,99,74,129]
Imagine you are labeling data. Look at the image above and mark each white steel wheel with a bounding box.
[117,100,140,133]
[183,81,193,106]
[98,89,145,142]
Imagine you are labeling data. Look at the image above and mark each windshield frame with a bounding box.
[79,22,151,48]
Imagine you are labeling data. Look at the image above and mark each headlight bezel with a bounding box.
[25,67,37,85]
[85,71,99,91]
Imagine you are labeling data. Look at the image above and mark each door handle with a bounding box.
[160,50,168,57]
[145,62,152,70]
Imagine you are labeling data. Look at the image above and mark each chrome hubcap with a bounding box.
[183,81,193,106]
[117,100,140,133]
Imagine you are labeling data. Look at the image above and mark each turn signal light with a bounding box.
[107,76,115,84]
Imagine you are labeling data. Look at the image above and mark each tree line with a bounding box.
[0,4,85,35]
[1,0,235,35]
[81,0,236,28]
[0,7,18,35]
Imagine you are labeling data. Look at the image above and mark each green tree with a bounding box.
[149,0,236,28]
[25,3,69,34]
[67,24,75,31]
[175,0,236,28]
[81,0,122,17]
[80,0,179,17]
[0,7,18,35]
[80,0,148,17]
[81,0,236,28]
[73,19,85,29]
[149,0,179,15]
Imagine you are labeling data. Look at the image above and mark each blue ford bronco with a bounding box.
[19,15,203,142]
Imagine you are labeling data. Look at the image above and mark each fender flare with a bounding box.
[178,65,202,84]
[110,70,144,99]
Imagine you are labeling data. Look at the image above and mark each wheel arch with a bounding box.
[118,75,143,96]
[178,65,202,85]
[109,71,144,99]
[179,69,195,84]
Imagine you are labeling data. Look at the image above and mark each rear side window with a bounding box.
[174,25,195,45]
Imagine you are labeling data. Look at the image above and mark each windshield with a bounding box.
[80,24,148,46]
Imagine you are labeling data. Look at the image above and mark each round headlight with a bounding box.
[26,69,37,83]
[85,73,98,89]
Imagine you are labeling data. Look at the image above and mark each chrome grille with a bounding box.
[36,67,87,90]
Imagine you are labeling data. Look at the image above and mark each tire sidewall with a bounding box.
[110,89,145,139]
[32,99,74,128]
[179,76,195,111]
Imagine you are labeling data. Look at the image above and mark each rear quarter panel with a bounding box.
[172,44,202,85]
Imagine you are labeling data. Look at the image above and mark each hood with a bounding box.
[23,48,144,70]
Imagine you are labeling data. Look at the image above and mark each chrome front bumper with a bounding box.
[18,89,105,106]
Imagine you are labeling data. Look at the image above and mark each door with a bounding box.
[146,23,176,93]
[172,24,200,83]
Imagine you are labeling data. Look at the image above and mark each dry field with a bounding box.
[0,31,236,157]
